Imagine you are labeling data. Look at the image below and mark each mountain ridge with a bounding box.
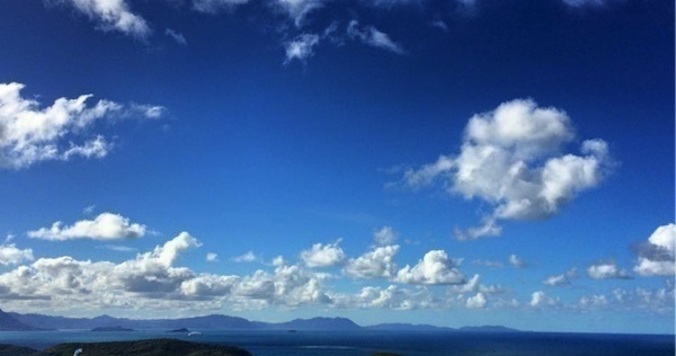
[0,309,44,331]
[3,310,519,333]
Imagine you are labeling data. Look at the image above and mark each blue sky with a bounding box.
[0,0,673,334]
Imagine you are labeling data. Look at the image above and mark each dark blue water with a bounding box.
[0,330,673,355]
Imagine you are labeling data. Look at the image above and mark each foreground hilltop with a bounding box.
[0,339,252,356]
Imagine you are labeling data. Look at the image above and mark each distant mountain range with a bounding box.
[0,309,40,331]
[0,308,518,333]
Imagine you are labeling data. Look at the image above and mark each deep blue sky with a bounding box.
[0,0,673,334]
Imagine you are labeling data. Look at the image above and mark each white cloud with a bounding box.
[110,232,201,294]
[206,252,219,263]
[53,0,151,38]
[0,232,335,313]
[405,99,610,239]
[578,286,675,315]
[449,274,502,294]
[271,0,324,26]
[347,20,404,54]
[300,240,346,268]
[181,274,239,296]
[332,285,438,310]
[0,244,34,266]
[165,28,187,45]
[284,34,320,64]
[466,292,487,309]
[0,82,165,169]
[454,218,501,241]
[140,231,201,268]
[28,212,147,241]
[587,261,631,280]
[544,267,577,286]
[344,245,399,279]
[508,254,526,268]
[373,226,397,246]
[233,251,259,263]
[130,104,166,119]
[234,263,330,306]
[272,255,285,266]
[578,294,608,308]
[62,135,110,160]
[0,232,202,308]
[634,223,675,276]
[192,0,250,13]
[395,250,465,285]
[529,291,557,307]
[543,275,567,286]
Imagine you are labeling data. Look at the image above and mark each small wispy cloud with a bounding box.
[561,0,606,7]
[51,0,151,39]
[272,0,325,26]
[165,28,187,45]
[101,244,138,252]
[373,226,397,246]
[206,252,219,262]
[543,267,577,287]
[508,254,527,268]
[347,20,405,54]
[192,0,251,13]
[233,251,259,263]
[83,205,97,215]
[587,261,632,280]
[284,33,320,64]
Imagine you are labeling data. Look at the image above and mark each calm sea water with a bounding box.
[0,330,673,356]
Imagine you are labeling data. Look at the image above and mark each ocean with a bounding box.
[0,330,673,355]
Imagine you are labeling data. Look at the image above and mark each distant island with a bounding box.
[0,338,252,356]
[168,328,190,333]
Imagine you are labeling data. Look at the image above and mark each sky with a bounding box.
[0,0,673,334]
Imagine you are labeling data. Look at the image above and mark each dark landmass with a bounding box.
[91,326,135,332]
[8,313,257,331]
[0,339,252,356]
[0,309,44,331]
[4,309,519,333]
[0,343,38,356]
[168,328,190,333]
[459,325,520,333]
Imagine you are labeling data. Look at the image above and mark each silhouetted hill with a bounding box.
[7,310,519,333]
[168,328,190,333]
[9,313,257,330]
[0,344,37,356]
[2,339,252,356]
[0,309,41,331]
